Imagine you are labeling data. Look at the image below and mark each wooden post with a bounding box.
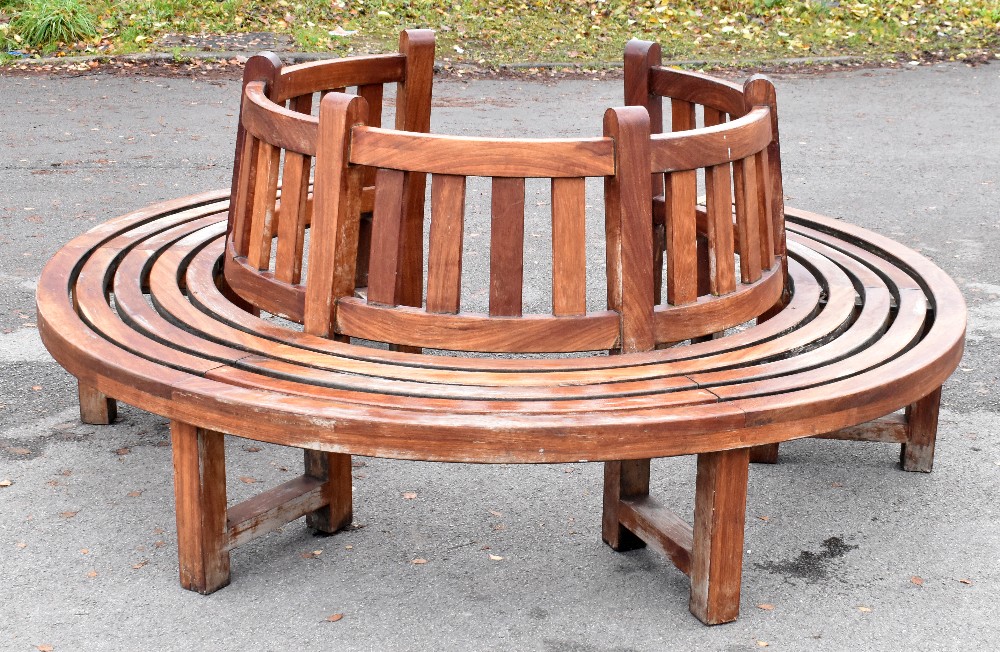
[78,382,116,425]
[304,451,353,532]
[602,459,651,551]
[901,386,941,472]
[171,421,230,594]
[689,448,750,625]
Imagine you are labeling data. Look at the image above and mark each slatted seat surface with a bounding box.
[37,193,965,463]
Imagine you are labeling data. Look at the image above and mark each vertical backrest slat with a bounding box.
[664,169,698,305]
[302,94,367,337]
[604,106,655,353]
[393,29,436,310]
[366,168,407,306]
[702,106,737,296]
[754,148,775,270]
[489,177,525,317]
[274,93,313,284]
[425,174,466,314]
[550,177,588,316]
[228,52,281,252]
[733,157,762,283]
[704,163,737,295]
[231,131,259,257]
[246,141,280,270]
[671,99,696,132]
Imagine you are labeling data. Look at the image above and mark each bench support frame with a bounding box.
[603,448,750,625]
[170,421,350,594]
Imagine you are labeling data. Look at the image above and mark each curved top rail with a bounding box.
[348,124,616,178]
[271,53,407,103]
[650,106,771,172]
[241,81,320,155]
[648,66,746,118]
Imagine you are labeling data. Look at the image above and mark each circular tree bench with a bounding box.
[36,31,966,625]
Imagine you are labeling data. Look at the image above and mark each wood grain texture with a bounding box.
[304,450,353,533]
[665,169,699,306]
[901,386,941,472]
[490,177,525,317]
[619,496,694,575]
[602,459,650,551]
[689,448,749,625]
[426,174,466,314]
[171,421,230,594]
[78,382,116,425]
[550,177,588,316]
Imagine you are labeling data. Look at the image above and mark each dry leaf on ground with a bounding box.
[489,554,504,561]
[326,613,344,622]
[0,479,12,487]
[911,576,924,586]
[858,606,872,613]
[60,511,78,519]
[239,476,257,484]
[411,558,428,565]
[757,603,774,611]
[36,645,54,652]
[958,578,973,585]
[401,492,417,499]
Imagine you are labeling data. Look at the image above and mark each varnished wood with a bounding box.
[689,448,749,625]
[171,421,230,594]
[304,450,353,533]
[78,382,116,425]
[902,386,941,472]
[602,459,650,551]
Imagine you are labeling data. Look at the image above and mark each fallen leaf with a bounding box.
[326,613,344,622]
[344,545,353,550]
[312,550,323,556]
[60,511,78,519]
[36,645,54,652]
[59,469,72,476]
[301,551,320,559]
[153,527,165,535]
[757,642,769,648]
[132,559,148,570]
[958,578,973,585]
[31,385,43,391]
[758,515,770,522]
[488,554,504,561]
[858,606,872,613]
[115,447,130,456]
[239,476,258,484]
[831,482,843,488]
[80,548,89,555]
[911,576,924,586]
[0,479,12,487]
[126,490,142,498]
[16,542,27,549]
[489,510,503,517]
[757,603,775,611]
[244,446,261,452]
[402,492,417,500]
[411,558,428,565]
[86,570,97,578]
[9,447,31,456]
[153,540,166,548]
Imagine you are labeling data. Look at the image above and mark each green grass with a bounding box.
[2,0,998,64]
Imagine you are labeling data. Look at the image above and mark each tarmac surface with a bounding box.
[1,60,998,651]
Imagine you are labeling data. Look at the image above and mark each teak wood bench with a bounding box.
[36,31,966,625]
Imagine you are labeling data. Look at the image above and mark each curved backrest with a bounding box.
[625,40,787,343]
[301,95,657,354]
[224,30,435,321]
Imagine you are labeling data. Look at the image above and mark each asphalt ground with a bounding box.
[1,61,998,651]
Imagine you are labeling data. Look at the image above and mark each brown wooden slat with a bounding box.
[365,168,406,306]
[78,382,116,425]
[665,169,699,305]
[335,300,620,353]
[602,459,650,551]
[733,157,762,283]
[241,82,318,156]
[246,140,280,270]
[755,148,775,269]
[304,450,353,532]
[901,385,941,472]
[426,174,466,314]
[671,97,696,132]
[650,108,771,172]
[619,496,694,575]
[815,413,908,443]
[490,177,525,317]
[272,53,406,102]
[226,475,328,550]
[350,127,615,178]
[550,177,587,316]
[704,162,737,295]
[230,132,259,257]
[649,66,746,116]
[274,91,314,284]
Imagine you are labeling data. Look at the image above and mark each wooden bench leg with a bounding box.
[749,443,779,464]
[171,421,231,594]
[304,450,353,533]
[602,459,650,551]
[901,386,941,473]
[78,382,117,425]
[689,448,750,625]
